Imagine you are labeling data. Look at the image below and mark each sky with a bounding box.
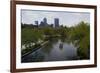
[21,9,90,27]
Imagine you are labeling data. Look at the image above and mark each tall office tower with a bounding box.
[35,21,38,25]
[43,18,47,25]
[54,18,59,28]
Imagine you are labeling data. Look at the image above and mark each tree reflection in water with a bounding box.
[22,37,89,63]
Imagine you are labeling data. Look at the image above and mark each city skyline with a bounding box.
[21,10,90,27]
[33,17,59,28]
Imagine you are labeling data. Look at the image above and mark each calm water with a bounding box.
[22,38,79,63]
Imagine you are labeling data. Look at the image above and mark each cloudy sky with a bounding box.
[21,9,90,27]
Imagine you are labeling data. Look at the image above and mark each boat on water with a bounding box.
[59,43,63,48]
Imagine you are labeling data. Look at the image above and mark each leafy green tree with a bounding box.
[43,27,54,36]
[21,28,44,45]
[69,21,90,59]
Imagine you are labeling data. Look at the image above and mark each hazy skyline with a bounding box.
[21,9,90,27]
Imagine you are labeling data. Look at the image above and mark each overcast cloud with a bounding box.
[21,9,90,27]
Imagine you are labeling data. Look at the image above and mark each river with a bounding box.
[22,38,79,63]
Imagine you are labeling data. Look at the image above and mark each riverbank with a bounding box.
[21,41,49,58]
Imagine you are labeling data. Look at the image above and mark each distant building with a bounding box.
[50,23,55,28]
[40,21,45,27]
[35,21,38,25]
[54,18,59,28]
[39,18,48,27]
[43,18,47,26]
[35,18,60,28]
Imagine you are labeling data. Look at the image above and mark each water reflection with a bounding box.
[22,38,79,63]
[59,40,63,49]
[42,42,53,54]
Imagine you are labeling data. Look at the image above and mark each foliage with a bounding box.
[21,21,90,59]
[69,21,90,59]
[21,28,44,45]
[43,27,55,36]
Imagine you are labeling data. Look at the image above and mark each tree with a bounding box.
[69,21,90,59]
